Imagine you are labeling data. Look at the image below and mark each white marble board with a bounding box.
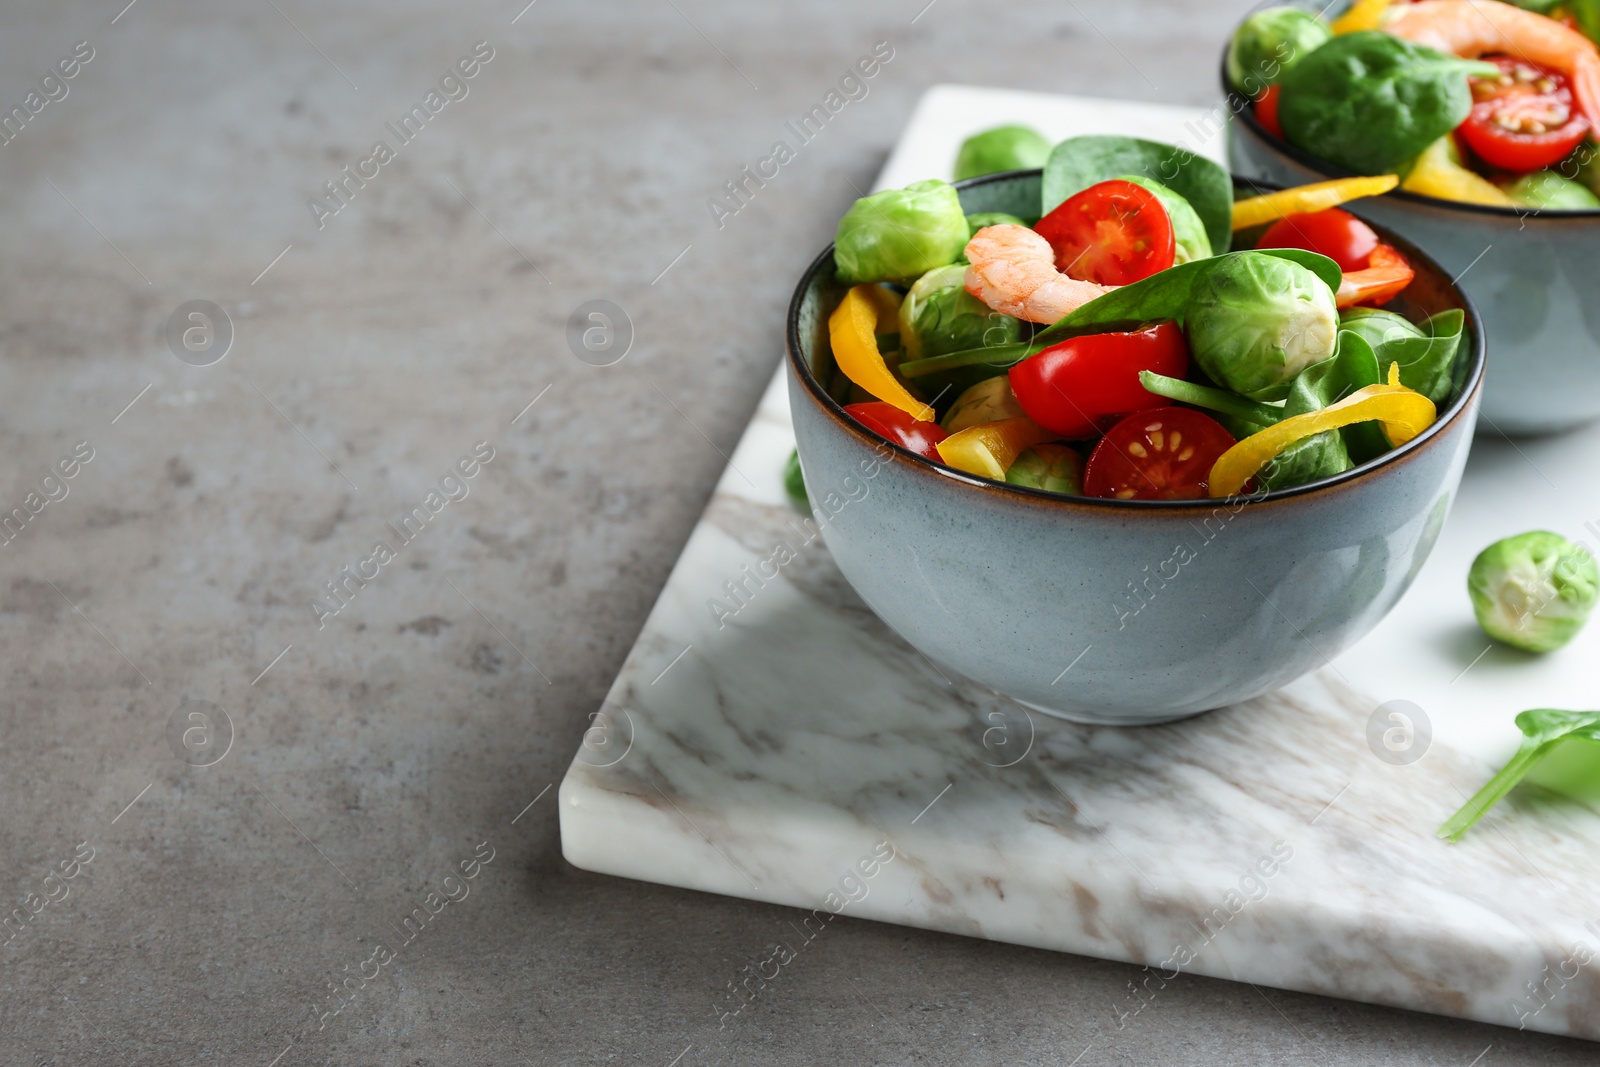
[559,85,1600,1041]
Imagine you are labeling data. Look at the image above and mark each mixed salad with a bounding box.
[1228,0,1600,209]
[815,133,1466,501]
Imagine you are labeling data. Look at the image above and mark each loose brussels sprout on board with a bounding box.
[1468,532,1599,652]
[953,125,1051,181]
[1226,6,1332,97]
[834,179,969,285]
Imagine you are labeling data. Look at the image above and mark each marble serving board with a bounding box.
[559,86,1600,1040]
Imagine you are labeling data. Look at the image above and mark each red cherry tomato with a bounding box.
[1083,407,1236,501]
[1458,55,1590,172]
[842,401,947,460]
[1008,322,1190,439]
[1033,179,1176,286]
[1255,83,1283,138]
[1255,208,1379,272]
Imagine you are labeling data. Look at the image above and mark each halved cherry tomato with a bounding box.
[843,401,948,460]
[1458,55,1590,173]
[1083,407,1236,501]
[1255,83,1283,139]
[1256,207,1379,272]
[1033,179,1176,286]
[1335,243,1415,308]
[1007,322,1190,439]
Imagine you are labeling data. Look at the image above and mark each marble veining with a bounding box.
[562,372,1600,1041]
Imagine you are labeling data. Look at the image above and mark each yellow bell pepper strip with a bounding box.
[1207,364,1436,498]
[1231,175,1400,231]
[828,285,933,422]
[936,417,1058,481]
[1401,137,1515,207]
[1331,0,1395,35]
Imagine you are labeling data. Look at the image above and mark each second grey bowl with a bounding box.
[1222,0,1600,435]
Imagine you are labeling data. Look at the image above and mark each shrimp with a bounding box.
[1385,0,1600,129]
[962,224,1112,325]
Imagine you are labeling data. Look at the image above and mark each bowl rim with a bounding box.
[784,169,1487,513]
[1219,12,1600,220]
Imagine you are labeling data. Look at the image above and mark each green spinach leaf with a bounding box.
[1278,32,1498,174]
[1341,307,1465,405]
[1041,135,1235,254]
[783,449,810,514]
[1438,709,1600,841]
[1137,371,1282,426]
[895,342,1032,403]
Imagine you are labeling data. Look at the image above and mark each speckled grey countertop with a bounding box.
[0,1,1590,1064]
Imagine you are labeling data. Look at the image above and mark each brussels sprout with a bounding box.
[1116,175,1213,264]
[1005,444,1084,495]
[1185,256,1339,401]
[954,125,1051,181]
[899,264,1023,363]
[1226,6,1332,97]
[965,211,1028,239]
[784,449,810,514]
[1504,170,1600,210]
[1338,307,1422,349]
[941,375,1025,432]
[1570,144,1600,198]
[1468,531,1599,652]
[834,180,970,285]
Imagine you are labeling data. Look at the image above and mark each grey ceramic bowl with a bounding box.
[1223,1,1600,435]
[786,170,1485,725]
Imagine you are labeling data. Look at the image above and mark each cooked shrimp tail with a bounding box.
[1385,0,1600,128]
[962,224,1113,325]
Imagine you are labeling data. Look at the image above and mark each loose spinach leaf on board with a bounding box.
[1029,248,1342,349]
[1041,135,1235,254]
[1278,32,1498,174]
[1438,709,1600,841]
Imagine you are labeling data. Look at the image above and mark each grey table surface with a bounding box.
[0,1,1589,1064]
